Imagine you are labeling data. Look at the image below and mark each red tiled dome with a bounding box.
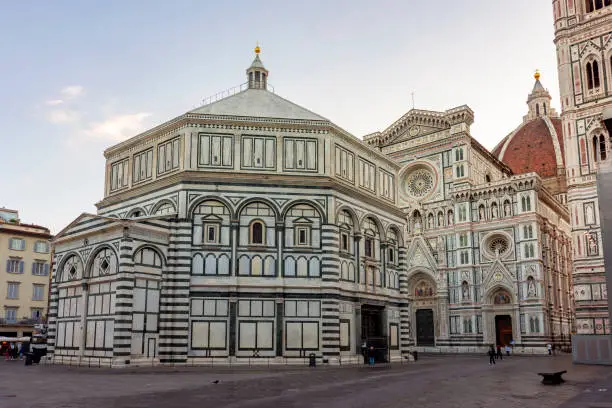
[493,117,565,178]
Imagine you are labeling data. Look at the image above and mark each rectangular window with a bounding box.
[238,321,274,350]
[242,135,276,169]
[132,148,154,184]
[341,232,349,252]
[199,134,233,168]
[110,158,130,191]
[157,137,181,175]
[388,247,395,263]
[364,238,373,258]
[32,262,49,276]
[285,321,319,350]
[238,300,275,317]
[296,226,310,246]
[284,300,321,317]
[7,282,19,299]
[5,308,17,323]
[284,138,318,172]
[191,299,229,317]
[334,144,355,183]
[339,319,350,351]
[8,238,25,251]
[31,308,43,320]
[203,223,220,244]
[380,170,395,201]
[6,259,24,274]
[358,158,376,192]
[460,251,469,265]
[33,241,49,253]
[32,284,45,301]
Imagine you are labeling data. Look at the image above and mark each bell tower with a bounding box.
[553,0,612,336]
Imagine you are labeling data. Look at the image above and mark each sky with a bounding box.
[0,0,560,233]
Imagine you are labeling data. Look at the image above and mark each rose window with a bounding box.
[405,169,434,198]
[488,237,509,255]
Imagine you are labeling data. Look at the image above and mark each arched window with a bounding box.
[593,135,599,162]
[536,103,540,116]
[250,221,264,245]
[600,134,607,161]
[543,103,547,115]
[586,60,601,90]
[521,196,531,212]
[485,174,491,183]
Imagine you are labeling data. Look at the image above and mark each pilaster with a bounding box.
[158,219,191,364]
[112,235,134,364]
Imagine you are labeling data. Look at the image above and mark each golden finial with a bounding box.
[254,42,261,55]
[534,69,541,81]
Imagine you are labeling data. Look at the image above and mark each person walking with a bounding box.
[496,345,503,360]
[547,343,552,356]
[505,344,511,356]
[488,345,496,365]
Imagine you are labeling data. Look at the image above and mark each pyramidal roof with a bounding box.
[190,88,328,121]
[190,47,328,122]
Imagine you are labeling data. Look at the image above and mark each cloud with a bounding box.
[45,99,64,106]
[60,85,85,99]
[47,109,80,124]
[83,112,152,142]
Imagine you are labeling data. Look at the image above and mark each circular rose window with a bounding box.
[483,233,512,258]
[405,168,434,199]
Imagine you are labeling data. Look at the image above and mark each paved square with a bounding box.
[1,355,610,408]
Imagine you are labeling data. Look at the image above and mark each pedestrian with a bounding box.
[505,344,511,356]
[547,343,552,356]
[488,345,496,365]
[368,345,375,366]
[496,345,503,360]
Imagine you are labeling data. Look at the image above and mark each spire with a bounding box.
[246,44,268,90]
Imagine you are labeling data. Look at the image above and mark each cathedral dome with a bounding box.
[492,72,566,196]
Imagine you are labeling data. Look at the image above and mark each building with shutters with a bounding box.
[47,48,573,367]
[0,208,52,337]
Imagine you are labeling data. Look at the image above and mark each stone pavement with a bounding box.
[0,354,610,408]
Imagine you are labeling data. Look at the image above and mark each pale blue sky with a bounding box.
[0,0,559,233]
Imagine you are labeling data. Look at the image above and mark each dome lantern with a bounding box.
[246,44,268,90]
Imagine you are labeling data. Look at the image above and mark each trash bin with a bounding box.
[309,353,316,367]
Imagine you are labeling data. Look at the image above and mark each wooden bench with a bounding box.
[538,370,567,385]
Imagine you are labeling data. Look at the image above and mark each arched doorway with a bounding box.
[492,289,513,347]
[411,275,437,346]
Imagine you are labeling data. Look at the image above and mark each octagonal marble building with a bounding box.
[48,49,573,366]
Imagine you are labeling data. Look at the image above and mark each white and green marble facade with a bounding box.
[48,53,573,366]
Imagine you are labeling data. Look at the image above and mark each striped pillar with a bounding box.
[112,237,135,364]
[47,253,59,357]
[321,299,340,362]
[158,219,191,364]
[321,224,340,282]
[398,246,413,353]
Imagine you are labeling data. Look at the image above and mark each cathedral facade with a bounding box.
[47,49,572,366]
[553,0,612,336]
